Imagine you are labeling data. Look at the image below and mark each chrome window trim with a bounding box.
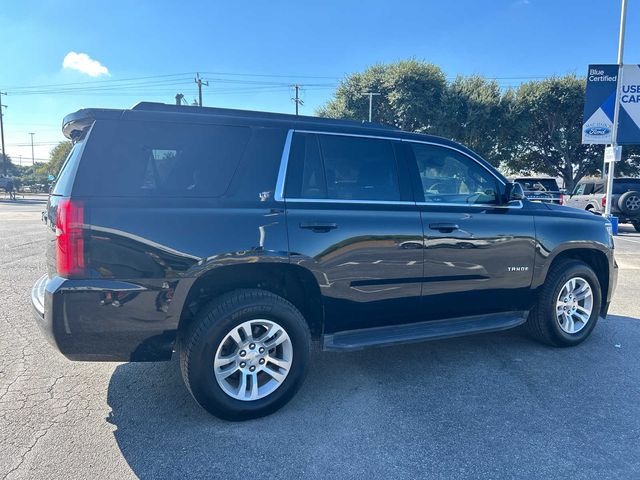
[274,129,518,208]
[416,200,524,209]
[400,138,506,186]
[274,129,293,202]
[284,198,415,205]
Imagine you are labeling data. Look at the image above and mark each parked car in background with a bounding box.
[564,177,640,231]
[510,176,563,204]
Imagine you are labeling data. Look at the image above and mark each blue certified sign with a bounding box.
[582,65,618,144]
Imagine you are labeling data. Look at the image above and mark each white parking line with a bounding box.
[616,236,640,245]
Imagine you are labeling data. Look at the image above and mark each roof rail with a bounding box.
[130,102,398,131]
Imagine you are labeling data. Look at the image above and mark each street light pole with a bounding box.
[363,92,381,122]
[605,0,628,217]
[29,132,35,166]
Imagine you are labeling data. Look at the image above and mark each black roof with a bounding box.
[61,101,506,183]
[63,101,398,139]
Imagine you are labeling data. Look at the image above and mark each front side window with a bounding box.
[410,143,499,205]
[285,133,401,201]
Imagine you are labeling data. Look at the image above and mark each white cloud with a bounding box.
[62,52,110,77]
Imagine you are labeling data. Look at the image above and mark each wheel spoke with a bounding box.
[214,354,236,369]
[575,290,592,301]
[267,356,290,370]
[239,322,253,342]
[249,372,259,399]
[264,366,286,383]
[563,312,575,333]
[237,371,248,398]
[572,310,589,324]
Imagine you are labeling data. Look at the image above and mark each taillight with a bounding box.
[601,196,606,208]
[55,199,85,277]
[559,193,564,205]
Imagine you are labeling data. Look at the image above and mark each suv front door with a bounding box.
[404,141,536,320]
[281,131,424,334]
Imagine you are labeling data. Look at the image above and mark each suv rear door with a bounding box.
[281,131,424,334]
[403,141,536,320]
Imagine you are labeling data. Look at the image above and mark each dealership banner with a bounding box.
[583,64,640,145]
[618,64,640,144]
[582,65,618,144]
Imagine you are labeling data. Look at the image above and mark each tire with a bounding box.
[618,191,640,216]
[179,289,311,421]
[526,260,601,347]
[633,221,640,233]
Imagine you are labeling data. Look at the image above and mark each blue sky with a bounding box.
[1,0,638,164]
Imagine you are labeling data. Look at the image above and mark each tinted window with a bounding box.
[318,135,400,201]
[76,121,250,197]
[286,133,401,201]
[613,180,640,194]
[284,133,326,199]
[411,143,499,205]
[51,138,89,196]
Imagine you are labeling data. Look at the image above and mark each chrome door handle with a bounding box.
[428,223,459,232]
[299,222,338,233]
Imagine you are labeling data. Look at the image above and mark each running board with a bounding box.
[322,311,528,351]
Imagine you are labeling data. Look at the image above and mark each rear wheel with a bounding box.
[179,289,311,420]
[526,260,601,347]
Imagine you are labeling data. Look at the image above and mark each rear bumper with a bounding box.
[31,274,178,362]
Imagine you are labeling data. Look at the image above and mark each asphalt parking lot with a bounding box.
[1,197,640,479]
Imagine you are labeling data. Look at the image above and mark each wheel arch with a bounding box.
[177,263,324,340]
[535,247,610,316]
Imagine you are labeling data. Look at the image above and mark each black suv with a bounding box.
[564,177,640,231]
[32,103,617,420]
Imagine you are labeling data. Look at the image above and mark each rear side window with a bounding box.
[285,133,401,201]
[75,121,250,197]
[51,141,84,196]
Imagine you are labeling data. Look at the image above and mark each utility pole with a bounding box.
[363,92,381,122]
[29,133,35,165]
[194,73,209,107]
[291,84,304,115]
[0,92,6,176]
[604,0,627,218]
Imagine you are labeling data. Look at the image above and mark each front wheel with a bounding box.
[526,260,601,347]
[179,289,311,420]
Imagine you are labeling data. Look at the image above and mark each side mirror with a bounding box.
[504,182,525,203]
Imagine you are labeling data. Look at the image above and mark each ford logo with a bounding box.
[585,126,610,136]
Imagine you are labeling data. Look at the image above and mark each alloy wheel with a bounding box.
[555,277,593,334]
[214,319,293,401]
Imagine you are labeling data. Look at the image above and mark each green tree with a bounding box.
[317,60,447,133]
[37,140,72,177]
[500,76,637,190]
[438,75,509,166]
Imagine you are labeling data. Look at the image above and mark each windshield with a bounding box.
[514,178,559,192]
